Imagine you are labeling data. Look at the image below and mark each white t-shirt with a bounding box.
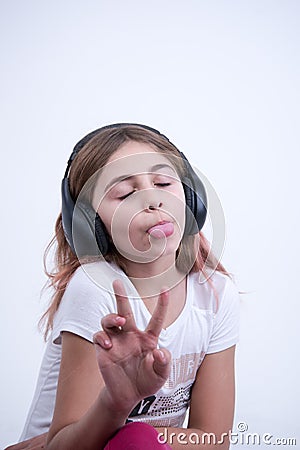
[20,261,240,440]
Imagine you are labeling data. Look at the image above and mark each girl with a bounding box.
[7,124,240,450]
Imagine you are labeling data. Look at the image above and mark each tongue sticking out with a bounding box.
[148,222,174,238]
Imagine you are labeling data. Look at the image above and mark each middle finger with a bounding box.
[145,288,169,337]
[113,279,137,332]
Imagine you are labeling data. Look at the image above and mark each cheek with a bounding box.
[99,200,138,241]
[97,203,115,235]
[167,186,186,226]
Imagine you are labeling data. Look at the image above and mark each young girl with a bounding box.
[7,124,240,450]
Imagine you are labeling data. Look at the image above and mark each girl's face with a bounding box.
[93,141,186,264]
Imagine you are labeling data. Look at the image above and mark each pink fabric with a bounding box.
[104,422,172,449]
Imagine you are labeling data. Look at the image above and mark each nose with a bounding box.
[147,202,162,211]
[138,176,163,211]
[142,189,163,211]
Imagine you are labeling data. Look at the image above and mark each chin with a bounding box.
[155,237,181,259]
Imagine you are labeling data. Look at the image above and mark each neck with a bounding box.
[119,254,186,299]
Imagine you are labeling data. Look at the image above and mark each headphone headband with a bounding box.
[63,123,171,179]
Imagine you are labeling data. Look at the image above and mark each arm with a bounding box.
[7,345,235,450]
[6,281,171,450]
[5,433,47,450]
[156,345,236,449]
[45,331,127,450]
[46,281,171,450]
[4,333,115,450]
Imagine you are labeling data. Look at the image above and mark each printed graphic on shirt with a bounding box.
[152,382,192,416]
[129,395,156,417]
[128,352,205,426]
[165,351,205,389]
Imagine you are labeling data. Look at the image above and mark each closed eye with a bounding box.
[119,191,135,200]
[118,183,171,200]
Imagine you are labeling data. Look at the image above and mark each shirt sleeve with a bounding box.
[206,276,240,354]
[52,266,116,345]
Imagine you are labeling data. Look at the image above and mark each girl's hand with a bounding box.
[93,280,171,415]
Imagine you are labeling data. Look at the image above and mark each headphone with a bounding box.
[61,123,207,258]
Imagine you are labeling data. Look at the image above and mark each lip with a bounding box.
[146,220,169,231]
[147,220,174,238]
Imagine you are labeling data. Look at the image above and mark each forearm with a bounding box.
[46,389,130,450]
[156,427,230,450]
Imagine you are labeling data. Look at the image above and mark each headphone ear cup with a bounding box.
[71,201,102,258]
[180,153,207,235]
[61,177,76,252]
[95,213,109,256]
[182,176,197,235]
[61,178,110,257]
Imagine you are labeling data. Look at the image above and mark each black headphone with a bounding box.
[61,123,207,258]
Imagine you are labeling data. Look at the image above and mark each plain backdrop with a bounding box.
[1,1,299,449]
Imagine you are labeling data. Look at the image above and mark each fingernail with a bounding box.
[161,287,169,296]
[104,339,111,347]
[159,350,165,360]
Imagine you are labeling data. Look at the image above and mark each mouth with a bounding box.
[147,220,174,238]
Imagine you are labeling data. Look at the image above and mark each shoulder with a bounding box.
[212,269,239,301]
[210,270,240,315]
[188,269,240,314]
[202,270,240,354]
[61,259,129,308]
[52,260,123,344]
[65,260,122,296]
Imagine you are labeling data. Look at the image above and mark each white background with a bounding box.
[1,1,299,449]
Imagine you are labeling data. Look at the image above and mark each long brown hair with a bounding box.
[40,125,231,339]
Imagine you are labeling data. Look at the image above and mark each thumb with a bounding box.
[152,348,171,380]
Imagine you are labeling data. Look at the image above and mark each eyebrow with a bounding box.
[104,163,177,193]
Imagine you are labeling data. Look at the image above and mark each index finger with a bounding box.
[145,288,169,337]
[113,279,137,331]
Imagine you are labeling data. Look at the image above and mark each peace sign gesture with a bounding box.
[93,280,171,415]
